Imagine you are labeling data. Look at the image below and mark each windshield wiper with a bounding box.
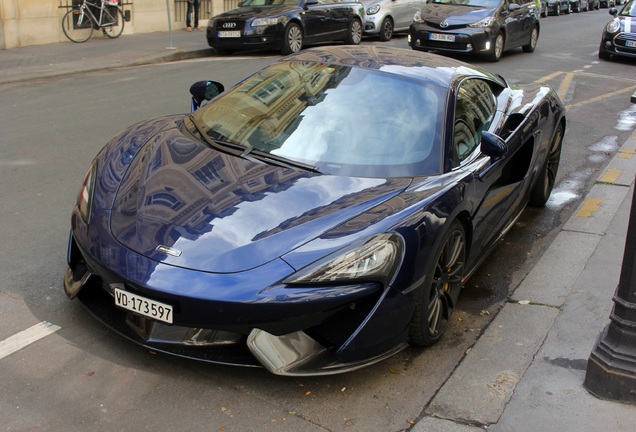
[187,114,252,155]
[249,149,327,174]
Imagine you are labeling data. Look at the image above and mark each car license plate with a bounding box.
[430,33,455,42]
[114,288,173,324]
[218,30,241,38]
[627,40,636,48]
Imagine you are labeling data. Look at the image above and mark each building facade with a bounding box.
[0,0,240,49]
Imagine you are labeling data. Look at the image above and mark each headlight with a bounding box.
[252,17,280,27]
[413,10,424,23]
[284,233,405,286]
[77,160,97,224]
[367,4,381,15]
[606,19,621,33]
[468,17,495,28]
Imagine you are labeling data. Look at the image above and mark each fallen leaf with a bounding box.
[86,371,95,377]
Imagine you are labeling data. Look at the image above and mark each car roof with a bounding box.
[285,46,499,89]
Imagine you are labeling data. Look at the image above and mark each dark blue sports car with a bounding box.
[64,46,566,376]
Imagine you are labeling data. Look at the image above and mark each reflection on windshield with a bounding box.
[193,60,444,177]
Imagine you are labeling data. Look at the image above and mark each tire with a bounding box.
[522,26,539,53]
[378,17,393,41]
[345,19,362,45]
[102,8,125,39]
[61,9,94,43]
[565,2,572,13]
[409,220,466,346]
[530,122,563,207]
[555,4,560,15]
[281,23,303,55]
[486,31,504,62]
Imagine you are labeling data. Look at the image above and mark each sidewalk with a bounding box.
[0,29,214,85]
[3,30,636,431]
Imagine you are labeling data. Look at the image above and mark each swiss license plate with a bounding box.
[218,30,241,38]
[627,40,636,48]
[114,288,173,324]
[430,33,455,42]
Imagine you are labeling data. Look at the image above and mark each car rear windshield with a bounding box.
[192,60,446,178]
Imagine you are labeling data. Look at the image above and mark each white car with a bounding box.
[361,0,425,41]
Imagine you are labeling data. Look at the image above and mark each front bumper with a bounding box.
[409,25,494,56]
[206,24,283,51]
[64,208,412,375]
[600,32,636,59]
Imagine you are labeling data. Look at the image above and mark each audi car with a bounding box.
[206,0,364,55]
[408,0,540,62]
[64,46,565,376]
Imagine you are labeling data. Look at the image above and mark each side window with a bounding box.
[452,79,497,167]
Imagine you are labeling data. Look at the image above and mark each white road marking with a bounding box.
[0,321,61,360]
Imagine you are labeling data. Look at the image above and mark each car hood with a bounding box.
[419,4,496,25]
[110,128,412,274]
[215,6,296,20]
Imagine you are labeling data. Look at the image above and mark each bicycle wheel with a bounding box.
[61,9,93,43]
[101,7,125,39]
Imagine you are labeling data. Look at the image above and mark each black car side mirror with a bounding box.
[481,131,507,160]
[190,80,225,111]
[609,7,618,16]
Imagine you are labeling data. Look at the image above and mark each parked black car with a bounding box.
[544,0,571,14]
[599,0,636,59]
[408,0,540,62]
[206,0,364,55]
[599,0,616,7]
[570,0,590,11]
[588,0,600,9]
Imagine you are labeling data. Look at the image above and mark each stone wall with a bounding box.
[0,0,227,49]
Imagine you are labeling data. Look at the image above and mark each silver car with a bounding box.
[361,0,425,41]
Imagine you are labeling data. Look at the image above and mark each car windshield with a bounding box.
[619,0,635,16]
[191,60,445,178]
[431,0,500,7]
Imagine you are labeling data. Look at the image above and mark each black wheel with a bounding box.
[378,17,393,41]
[410,221,466,346]
[522,26,539,53]
[61,9,93,43]
[281,23,302,54]
[530,122,563,207]
[102,7,125,39]
[565,2,572,13]
[555,4,560,15]
[345,19,362,45]
[486,31,504,62]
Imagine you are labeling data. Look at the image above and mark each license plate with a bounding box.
[114,288,173,324]
[430,33,455,42]
[218,30,241,38]
[627,40,636,48]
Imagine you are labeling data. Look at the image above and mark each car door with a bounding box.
[505,0,534,47]
[451,78,531,255]
[392,0,417,30]
[302,0,349,41]
[302,0,335,41]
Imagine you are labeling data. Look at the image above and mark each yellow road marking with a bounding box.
[535,71,565,84]
[599,169,622,184]
[566,85,636,110]
[577,198,603,218]
[557,72,575,102]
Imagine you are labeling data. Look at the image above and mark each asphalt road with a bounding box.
[1,9,635,432]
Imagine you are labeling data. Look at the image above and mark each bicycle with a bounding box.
[61,0,125,43]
